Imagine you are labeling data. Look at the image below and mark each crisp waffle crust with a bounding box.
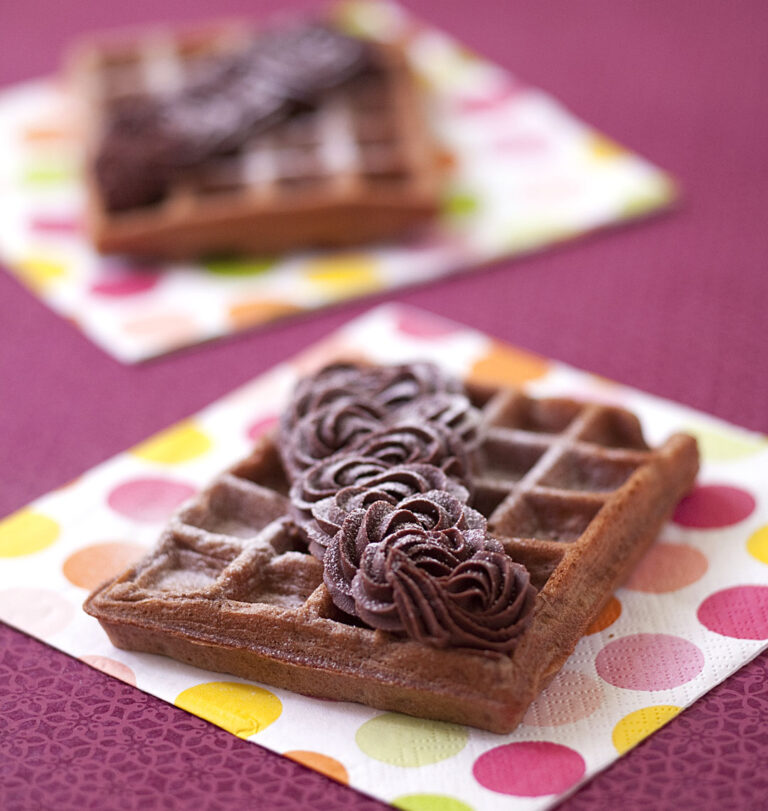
[85,383,698,732]
[70,22,441,257]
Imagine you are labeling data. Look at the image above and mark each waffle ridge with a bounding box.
[85,379,698,732]
[70,22,441,257]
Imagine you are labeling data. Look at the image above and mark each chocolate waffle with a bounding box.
[85,366,698,733]
[70,21,441,258]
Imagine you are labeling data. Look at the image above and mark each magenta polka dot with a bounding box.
[596,634,704,690]
[473,741,585,797]
[457,82,524,114]
[493,133,550,154]
[673,484,756,528]
[108,477,196,523]
[698,586,768,640]
[29,215,80,233]
[246,415,279,441]
[91,267,160,297]
[394,310,462,339]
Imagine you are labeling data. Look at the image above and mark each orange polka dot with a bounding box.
[62,541,146,590]
[292,338,371,377]
[469,343,549,387]
[23,125,75,142]
[228,299,304,331]
[283,750,349,784]
[586,595,622,634]
[588,134,627,161]
[122,313,200,349]
[80,655,137,686]
[625,543,708,593]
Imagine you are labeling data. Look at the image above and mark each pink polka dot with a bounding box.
[80,655,137,685]
[673,485,756,528]
[246,415,279,442]
[596,634,704,690]
[107,477,196,523]
[473,742,585,796]
[0,588,74,638]
[456,82,525,114]
[29,214,80,233]
[625,543,709,593]
[394,310,462,339]
[697,586,768,640]
[492,133,550,154]
[122,313,199,349]
[523,671,604,726]
[91,267,160,297]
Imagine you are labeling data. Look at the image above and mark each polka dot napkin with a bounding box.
[1,303,767,811]
[0,0,674,363]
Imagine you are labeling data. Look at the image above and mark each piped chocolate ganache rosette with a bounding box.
[279,361,480,476]
[280,362,538,652]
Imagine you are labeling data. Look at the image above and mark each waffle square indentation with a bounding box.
[540,449,640,492]
[491,492,603,543]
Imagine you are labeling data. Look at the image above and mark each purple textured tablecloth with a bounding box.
[2,1,767,809]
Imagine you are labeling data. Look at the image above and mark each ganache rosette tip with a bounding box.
[279,362,481,476]
[301,463,471,560]
[323,492,537,652]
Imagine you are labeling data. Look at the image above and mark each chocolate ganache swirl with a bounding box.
[304,464,468,559]
[353,422,470,484]
[281,398,385,478]
[291,420,471,512]
[280,362,480,476]
[323,495,537,651]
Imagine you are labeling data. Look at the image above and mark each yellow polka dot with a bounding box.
[612,705,681,754]
[588,134,627,161]
[14,256,68,291]
[504,223,577,253]
[304,255,382,298]
[685,423,768,462]
[175,682,282,738]
[469,342,550,387]
[131,420,212,465]
[620,177,677,219]
[747,525,768,565]
[283,750,349,784]
[0,509,59,557]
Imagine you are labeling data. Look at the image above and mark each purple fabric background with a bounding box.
[1,1,767,809]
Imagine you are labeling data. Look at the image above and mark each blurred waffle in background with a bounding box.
[69,18,441,258]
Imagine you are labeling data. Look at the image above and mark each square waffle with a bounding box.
[85,377,698,733]
[70,22,441,258]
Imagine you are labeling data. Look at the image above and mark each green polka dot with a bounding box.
[684,422,768,461]
[22,163,77,186]
[203,257,275,276]
[444,192,479,218]
[393,794,475,811]
[355,713,468,767]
